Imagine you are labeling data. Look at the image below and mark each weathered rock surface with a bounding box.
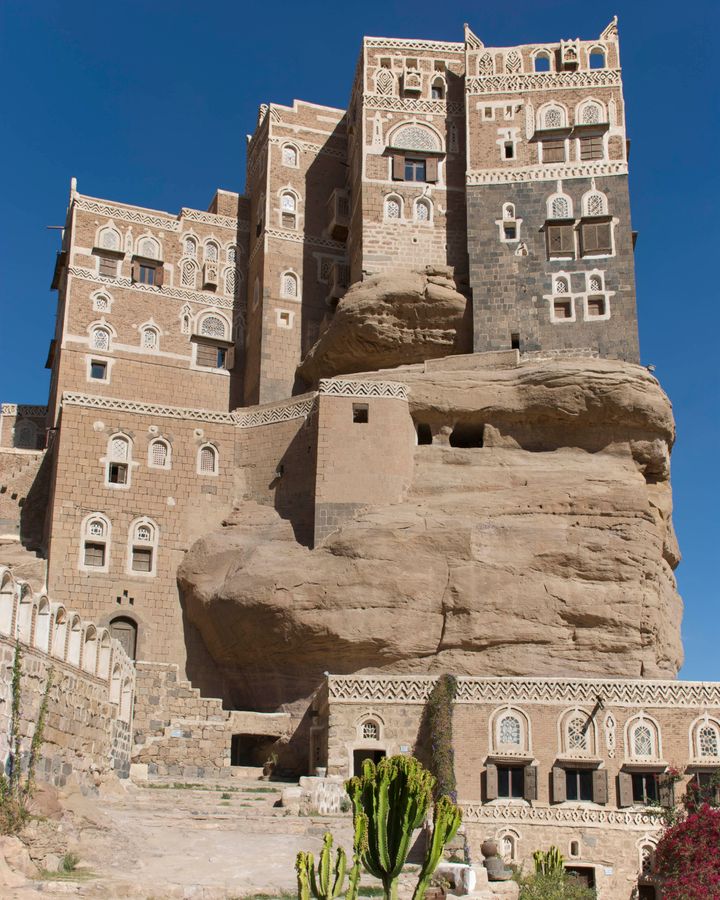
[179,358,682,711]
[296,267,472,385]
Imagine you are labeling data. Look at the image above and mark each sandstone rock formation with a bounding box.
[179,358,682,712]
[296,268,472,385]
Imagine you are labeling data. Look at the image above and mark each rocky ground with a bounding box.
[3,775,355,899]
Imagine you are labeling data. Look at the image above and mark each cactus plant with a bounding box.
[533,846,565,876]
[412,795,463,900]
[345,755,462,900]
[296,832,361,900]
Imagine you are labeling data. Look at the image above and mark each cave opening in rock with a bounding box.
[416,423,433,445]
[231,733,276,767]
[449,423,485,448]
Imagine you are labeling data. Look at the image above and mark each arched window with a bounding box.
[110,616,138,660]
[587,273,603,293]
[500,832,518,862]
[183,236,197,258]
[503,203,515,220]
[91,326,111,351]
[639,843,655,875]
[97,629,112,678]
[98,226,121,251]
[180,258,198,289]
[543,105,565,129]
[505,51,522,74]
[199,314,228,339]
[626,716,661,761]
[390,124,442,153]
[431,76,445,100]
[567,716,587,751]
[583,191,607,217]
[129,518,158,575]
[204,241,219,262]
[106,434,131,486]
[282,143,299,167]
[580,102,603,125]
[633,725,653,757]
[198,443,218,475]
[549,195,572,219]
[82,514,110,570]
[415,198,432,223]
[148,438,170,469]
[224,267,237,296]
[226,245,237,264]
[375,68,395,96]
[281,271,299,298]
[92,291,112,312]
[699,724,719,758]
[280,191,297,229]
[554,276,569,294]
[140,325,159,350]
[499,715,521,746]
[137,236,160,259]
[589,48,606,70]
[385,195,402,220]
[534,51,551,72]
[361,720,379,740]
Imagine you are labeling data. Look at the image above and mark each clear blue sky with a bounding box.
[1,0,717,679]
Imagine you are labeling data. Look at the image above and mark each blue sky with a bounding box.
[1,0,717,679]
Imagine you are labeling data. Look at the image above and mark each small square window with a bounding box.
[108,463,128,485]
[503,224,517,240]
[580,222,612,256]
[498,766,525,799]
[431,85,443,100]
[503,142,515,160]
[511,333,520,350]
[90,361,107,380]
[566,768,594,802]
[554,299,573,319]
[587,296,606,317]
[132,547,153,573]
[580,135,604,161]
[404,157,426,182]
[84,542,105,567]
[542,140,566,163]
[483,107,493,120]
[138,263,156,285]
[352,403,369,424]
[279,311,291,327]
[631,772,659,805]
[282,212,296,229]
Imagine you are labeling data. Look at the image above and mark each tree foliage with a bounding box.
[655,803,720,899]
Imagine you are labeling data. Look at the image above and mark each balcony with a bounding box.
[327,189,350,242]
[329,263,350,302]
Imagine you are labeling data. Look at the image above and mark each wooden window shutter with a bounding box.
[485,764,498,801]
[131,259,139,282]
[425,156,438,182]
[154,264,164,287]
[196,341,218,368]
[592,769,608,804]
[618,772,633,807]
[552,766,567,803]
[225,347,236,371]
[658,774,675,808]
[582,223,598,253]
[560,224,575,253]
[523,765,538,801]
[597,222,611,251]
[392,153,405,180]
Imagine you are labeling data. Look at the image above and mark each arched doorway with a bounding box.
[109,616,137,660]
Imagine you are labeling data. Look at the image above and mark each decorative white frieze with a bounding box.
[461,803,660,831]
[365,37,463,52]
[319,380,408,401]
[327,674,720,708]
[61,393,236,425]
[233,396,317,428]
[0,404,18,415]
[264,229,347,253]
[466,69,622,95]
[269,137,346,160]
[363,94,464,117]
[67,268,235,310]
[74,197,181,231]
[466,161,628,186]
[181,209,248,232]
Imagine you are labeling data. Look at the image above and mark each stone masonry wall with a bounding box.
[0,450,44,538]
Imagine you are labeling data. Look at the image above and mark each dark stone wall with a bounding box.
[466,175,640,362]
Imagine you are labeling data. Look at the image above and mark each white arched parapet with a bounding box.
[35,596,51,653]
[576,98,606,125]
[490,706,532,756]
[51,606,68,659]
[547,192,573,219]
[389,122,443,153]
[532,49,553,72]
[120,677,133,722]
[624,713,663,762]
[83,625,98,674]
[97,630,112,679]
[16,584,33,644]
[67,615,82,667]
[110,664,122,704]
[0,569,15,635]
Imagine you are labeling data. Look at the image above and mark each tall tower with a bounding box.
[464,19,640,362]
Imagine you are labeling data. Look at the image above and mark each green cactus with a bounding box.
[533,845,565,876]
[345,755,462,900]
[412,795,463,900]
[296,833,356,900]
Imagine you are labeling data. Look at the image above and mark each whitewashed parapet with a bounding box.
[319,379,408,401]
[0,566,135,722]
[327,674,720,709]
[61,393,236,425]
[232,395,317,428]
[462,802,658,831]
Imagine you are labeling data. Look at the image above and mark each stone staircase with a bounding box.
[0,449,43,538]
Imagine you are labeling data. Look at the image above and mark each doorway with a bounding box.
[353,748,385,775]
[638,887,656,900]
[565,866,596,889]
[109,616,137,660]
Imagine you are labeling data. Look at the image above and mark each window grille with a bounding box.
[181,259,197,288]
[582,104,601,124]
[699,725,719,757]
[205,242,218,261]
[282,273,298,297]
[385,198,401,219]
[142,328,157,349]
[362,721,379,740]
[138,237,159,259]
[282,145,298,166]
[567,717,588,751]
[92,328,110,350]
[227,245,237,263]
[136,525,152,543]
[99,228,120,250]
[151,442,168,467]
[281,193,296,212]
[199,446,217,473]
[588,275,602,292]
[110,437,129,461]
[184,237,197,258]
[225,268,237,296]
[633,724,654,757]
[416,201,430,222]
[499,715,521,745]
[200,315,226,339]
[551,196,570,219]
[586,193,606,216]
[544,107,563,129]
[555,278,568,294]
[88,520,105,538]
[376,68,394,95]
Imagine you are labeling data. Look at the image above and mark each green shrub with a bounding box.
[516,870,596,900]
